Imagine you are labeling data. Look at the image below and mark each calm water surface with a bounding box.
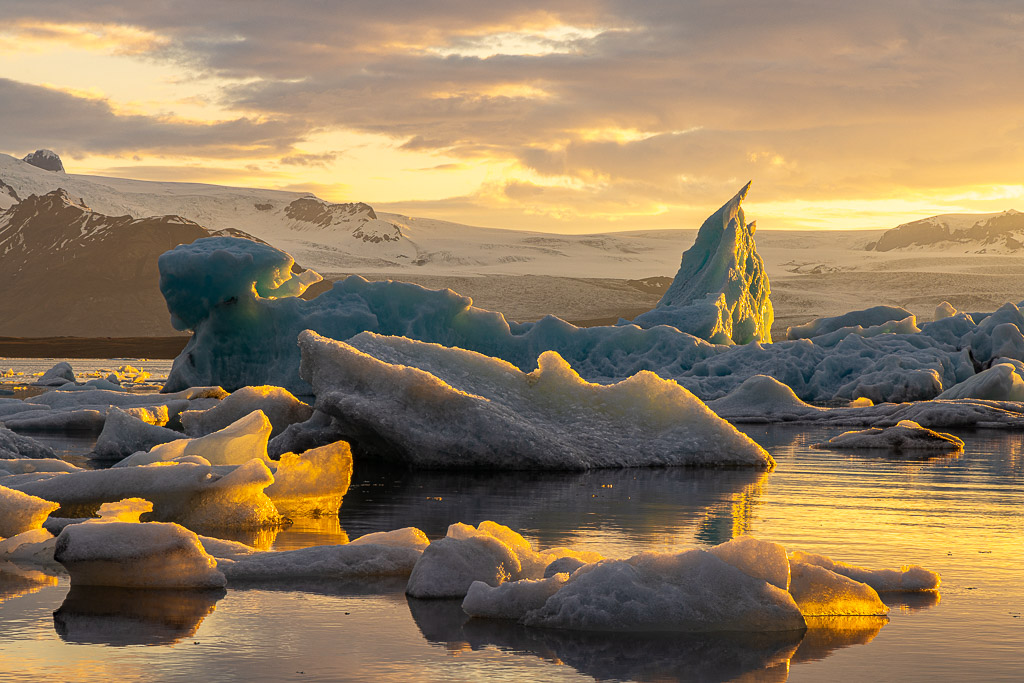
[1,425,1021,681]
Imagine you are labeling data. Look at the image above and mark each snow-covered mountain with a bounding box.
[868,210,1024,252]
[0,151,700,278]
[0,189,211,336]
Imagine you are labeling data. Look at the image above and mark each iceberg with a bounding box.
[32,361,75,386]
[521,549,806,633]
[180,385,312,437]
[54,521,227,588]
[789,550,940,592]
[298,330,772,469]
[788,562,889,616]
[786,306,913,340]
[0,485,59,537]
[811,420,965,453]
[937,360,1024,401]
[0,427,57,460]
[628,182,773,344]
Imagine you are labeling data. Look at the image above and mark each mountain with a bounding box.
[868,210,1024,252]
[0,190,211,336]
[0,151,698,278]
[21,149,64,173]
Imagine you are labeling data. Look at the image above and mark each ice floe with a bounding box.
[788,562,889,616]
[54,521,227,588]
[0,485,59,537]
[180,385,312,437]
[0,427,57,459]
[812,420,965,453]
[93,407,185,460]
[789,550,940,592]
[298,330,772,469]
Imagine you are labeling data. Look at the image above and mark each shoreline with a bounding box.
[0,336,189,359]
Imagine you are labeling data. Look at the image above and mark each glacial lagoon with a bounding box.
[1,424,1020,682]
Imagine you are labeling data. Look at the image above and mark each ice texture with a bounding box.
[706,375,823,422]
[462,574,570,621]
[263,440,352,516]
[33,361,75,386]
[628,182,773,344]
[7,460,282,528]
[218,543,423,581]
[0,485,59,537]
[709,536,790,590]
[92,407,185,460]
[116,410,273,468]
[786,306,913,340]
[406,521,602,598]
[522,549,806,633]
[54,521,227,588]
[937,360,1024,400]
[811,420,965,453]
[180,385,312,437]
[299,330,772,469]
[788,562,889,616]
[789,550,940,592]
[0,427,57,459]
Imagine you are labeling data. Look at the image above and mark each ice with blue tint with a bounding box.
[627,182,773,344]
[159,200,1024,404]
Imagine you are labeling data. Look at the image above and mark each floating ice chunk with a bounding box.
[938,360,1024,401]
[629,183,773,344]
[406,525,523,598]
[300,331,772,469]
[811,420,964,453]
[180,385,312,438]
[810,315,921,347]
[0,401,49,419]
[1,408,107,432]
[0,527,55,562]
[788,562,889,616]
[92,407,185,460]
[33,361,75,386]
[91,498,153,523]
[8,460,281,528]
[56,378,125,392]
[264,440,352,516]
[789,550,940,592]
[116,410,273,468]
[121,400,191,427]
[218,543,423,581]
[463,574,570,621]
[522,549,805,632]
[786,306,912,340]
[709,536,790,590]
[0,459,80,475]
[706,375,823,423]
[935,301,957,320]
[26,386,227,410]
[0,427,58,459]
[0,485,60,537]
[54,521,227,588]
[349,527,430,551]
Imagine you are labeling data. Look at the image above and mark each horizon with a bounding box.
[2,2,1023,234]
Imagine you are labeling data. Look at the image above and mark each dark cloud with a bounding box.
[3,0,1024,216]
[0,79,304,158]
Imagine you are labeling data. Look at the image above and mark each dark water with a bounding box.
[1,425,1021,681]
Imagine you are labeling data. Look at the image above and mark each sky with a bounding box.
[1,0,1023,233]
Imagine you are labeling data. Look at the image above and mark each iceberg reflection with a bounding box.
[52,585,225,646]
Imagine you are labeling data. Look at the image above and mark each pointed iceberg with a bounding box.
[629,182,773,344]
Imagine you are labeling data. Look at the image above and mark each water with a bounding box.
[1,425,1021,681]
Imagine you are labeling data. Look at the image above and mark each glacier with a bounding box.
[156,201,1024,406]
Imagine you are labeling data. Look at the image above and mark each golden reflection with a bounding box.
[0,561,59,604]
[694,469,770,545]
[53,585,225,646]
[270,515,350,552]
[792,615,888,663]
[885,590,941,612]
[193,525,282,551]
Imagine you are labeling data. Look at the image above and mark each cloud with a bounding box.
[0,78,305,158]
[3,2,1024,225]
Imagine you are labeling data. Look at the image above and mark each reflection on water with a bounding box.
[0,561,59,604]
[53,585,225,646]
[341,464,769,554]
[0,424,1019,681]
[408,597,803,683]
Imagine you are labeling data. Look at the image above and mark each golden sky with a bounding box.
[2,1,1022,232]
